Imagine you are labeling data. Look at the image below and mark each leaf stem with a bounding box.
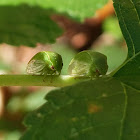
[0,75,91,87]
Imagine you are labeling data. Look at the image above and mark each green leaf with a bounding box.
[113,0,140,58]
[114,52,140,90]
[112,0,140,90]
[0,5,62,47]
[120,85,140,140]
[0,0,108,46]
[20,78,140,140]
[0,0,108,21]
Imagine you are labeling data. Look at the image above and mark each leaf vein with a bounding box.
[119,83,128,140]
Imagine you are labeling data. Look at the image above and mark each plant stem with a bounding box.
[0,75,91,87]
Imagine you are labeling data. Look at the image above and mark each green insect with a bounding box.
[26,51,63,75]
[68,50,108,77]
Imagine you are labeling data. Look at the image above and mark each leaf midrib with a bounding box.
[118,83,128,140]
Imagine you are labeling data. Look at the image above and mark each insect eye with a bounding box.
[96,69,101,76]
[51,66,55,70]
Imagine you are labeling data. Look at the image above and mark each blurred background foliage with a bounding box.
[0,1,127,140]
